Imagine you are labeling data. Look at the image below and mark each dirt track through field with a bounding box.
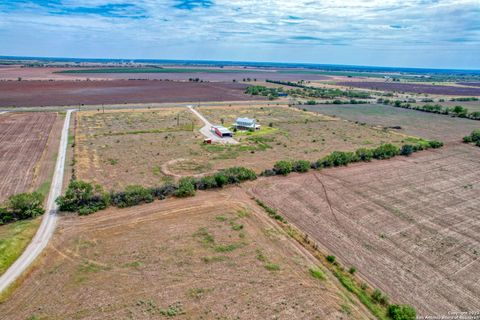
[250,144,480,316]
[0,112,57,202]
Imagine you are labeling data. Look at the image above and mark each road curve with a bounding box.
[187,105,238,144]
[0,109,74,293]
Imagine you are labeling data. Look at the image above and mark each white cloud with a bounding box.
[0,0,479,68]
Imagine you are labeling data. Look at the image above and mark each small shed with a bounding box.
[212,125,232,137]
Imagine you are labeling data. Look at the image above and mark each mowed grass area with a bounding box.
[0,218,40,275]
[75,105,406,190]
[0,191,372,319]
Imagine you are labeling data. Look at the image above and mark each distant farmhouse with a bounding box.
[233,117,260,131]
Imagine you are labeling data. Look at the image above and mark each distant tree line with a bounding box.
[245,86,280,100]
[377,98,480,120]
[266,79,372,99]
[0,192,45,225]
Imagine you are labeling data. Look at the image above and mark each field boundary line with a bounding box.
[0,109,74,293]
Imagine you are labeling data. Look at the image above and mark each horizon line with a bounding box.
[1,55,480,73]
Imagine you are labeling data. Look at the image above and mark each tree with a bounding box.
[273,160,293,175]
[8,192,44,220]
[400,144,414,156]
[175,177,196,198]
[388,304,416,320]
[293,160,311,173]
[355,148,373,161]
[373,144,399,160]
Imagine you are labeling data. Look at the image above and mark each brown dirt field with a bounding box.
[336,81,480,96]
[0,80,262,108]
[74,106,405,190]
[0,190,373,319]
[0,67,333,82]
[0,112,58,202]
[249,144,480,316]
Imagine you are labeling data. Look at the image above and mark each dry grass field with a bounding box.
[303,104,480,143]
[0,190,373,320]
[249,143,480,317]
[0,112,60,203]
[75,105,406,190]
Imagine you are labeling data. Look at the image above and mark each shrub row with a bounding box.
[261,141,443,177]
[378,99,480,120]
[0,192,45,225]
[463,129,480,147]
[56,167,257,215]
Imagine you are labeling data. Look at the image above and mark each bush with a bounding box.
[388,304,416,320]
[463,129,480,144]
[174,177,196,198]
[293,160,311,173]
[56,180,110,215]
[57,180,94,212]
[0,207,13,224]
[326,255,336,263]
[355,148,373,161]
[111,185,154,208]
[400,144,414,156]
[273,160,293,175]
[320,151,358,168]
[371,289,389,305]
[196,175,218,190]
[219,167,257,183]
[373,144,399,160]
[150,183,177,199]
[427,140,443,148]
[260,169,277,177]
[8,192,45,220]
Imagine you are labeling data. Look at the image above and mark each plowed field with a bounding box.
[0,112,57,202]
[250,144,480,316]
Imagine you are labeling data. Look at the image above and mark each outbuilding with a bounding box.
[212,125,233,137]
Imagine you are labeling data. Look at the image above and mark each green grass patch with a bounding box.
[201,255,227,263]
[0,218,40,275]
[264,262,281,271]
[193,227,215,245]
[309,266,326,280]
[214,242,243,253]
[36,181,51,199]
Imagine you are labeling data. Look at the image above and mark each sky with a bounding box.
[0,0,479,69]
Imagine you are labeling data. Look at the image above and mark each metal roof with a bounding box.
[235,117,256,125]
[212,125,232,134]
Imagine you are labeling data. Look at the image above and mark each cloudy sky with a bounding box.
[0,0,479,69]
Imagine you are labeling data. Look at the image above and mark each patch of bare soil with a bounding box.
[0,190,373,319]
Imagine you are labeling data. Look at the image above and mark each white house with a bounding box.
[233,117,260,131]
